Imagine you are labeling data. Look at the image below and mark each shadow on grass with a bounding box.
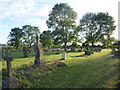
[2,50,119,88]
[2,59,64,81]
[54,51,118,86]
[16,54,118,88]
[71,54,90,57]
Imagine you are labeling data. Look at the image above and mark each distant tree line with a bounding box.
[7,3,118,51]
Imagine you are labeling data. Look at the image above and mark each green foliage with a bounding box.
[95,12,116,35]
[22,25,40,48]
[7,27,24,49]
[46,3,77,51]
[2,46,14,51]
[69,41,80,48]
[101,37,117,47]
[112,40,120,48]
[80,12,116,46]
[40,30,54,49]
[7,25,40,49]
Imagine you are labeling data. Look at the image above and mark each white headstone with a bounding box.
[62,52,66,60]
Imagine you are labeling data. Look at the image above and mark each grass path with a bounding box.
[8,49,119,88]
[36,50,118,88]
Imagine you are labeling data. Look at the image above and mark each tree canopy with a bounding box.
[79,12,116,46]
[40,30,54,49]
[7,27,24,49]
[7,3,117,49]
[22,25,40,48]
[46,3,77,51]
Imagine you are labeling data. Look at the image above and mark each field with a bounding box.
[1,49,120,88]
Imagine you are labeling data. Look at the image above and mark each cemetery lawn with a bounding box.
[2,49,119,88]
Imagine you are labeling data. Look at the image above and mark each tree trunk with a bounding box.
[29,44,32,48]
[64,42,67,51]
[22,47,28,57]
[91,41,94,47]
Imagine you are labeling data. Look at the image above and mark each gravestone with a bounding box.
[71,47,75,52]
[44,49,48,52]
[93,48,101,52]
[38,41,46,65]
[78,49,82,52]
[4,51,13,78]
[3,51,20,88]
[62,52,66,60]
[22,47,28,57]
[114,51,120,57]
[85,50,92,55]
[34,35,46,66]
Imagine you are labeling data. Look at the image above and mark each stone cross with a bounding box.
[4,50,13,78]
[62,52,66,60]
[3,50,21,88]
[34,35,46,66]
[38,42,46,65]
[34,35,40,66]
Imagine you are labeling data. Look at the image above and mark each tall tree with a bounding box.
[40,30,54,49]
[22,25,40,48]
[7,27,24,49]
[46,3,77,51]
[80,13,102,46]
[80,12,116,46]
[94,12,116,42]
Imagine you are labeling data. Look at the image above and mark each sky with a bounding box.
[0,0,119,44]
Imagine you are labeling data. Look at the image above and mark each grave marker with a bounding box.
[3,50,20,88]
[62,52,66,60]
[34,35,40,66]
[38,41,46,65]
[4,51,13,78]
[34,35,46,66]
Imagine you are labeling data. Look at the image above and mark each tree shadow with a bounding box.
[71,54,90,57]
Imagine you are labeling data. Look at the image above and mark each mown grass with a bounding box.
[2,49,120,88]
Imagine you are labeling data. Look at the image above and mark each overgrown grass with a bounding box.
[2,49,120,88]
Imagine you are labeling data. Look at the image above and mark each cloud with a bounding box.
[0,0,53,31]
[33,4,52,18]
[0,32,9,44]
[0,24,8,28]
[33,19,48,32]
[0,0,37,19]
[0,0,53,19]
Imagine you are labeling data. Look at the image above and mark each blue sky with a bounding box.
[0,0,119,44]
